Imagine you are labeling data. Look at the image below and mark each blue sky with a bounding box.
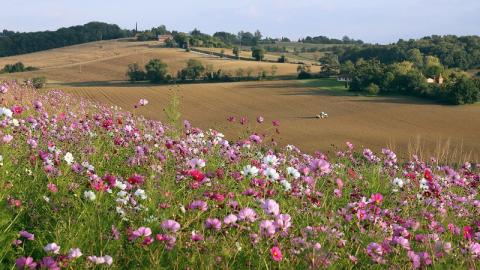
[1,0,479,44]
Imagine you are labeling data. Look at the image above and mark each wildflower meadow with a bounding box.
[0,80,478,269]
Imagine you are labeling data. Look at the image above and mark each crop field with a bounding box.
[58,78,480,162]
[0,39,313,83]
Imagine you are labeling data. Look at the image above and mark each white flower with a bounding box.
[44,243,61,254]
[280,179,292,191]
[420,178,429,190]
[0,107,13,118]
[189,158,205,169]
[263,167,280,181]
[115,181,127,190]
[64,152,74,165]
[286,167,301,179]
[263,155,279,167]
[134,189,147,200]
[235,242,242,251]
[241,165,259,177]
[392,177,405,192]
[11,119,19,127]
[68,248,83,259]
[84,190,96,201]
[43,196,50,202]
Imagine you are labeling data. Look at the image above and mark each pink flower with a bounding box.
[469,242,480,258]
[463,226,473,240]
[370,193,383,205]
[15,257,37,270]
[47,183,58,193]
[138,99,149,106]
[161,220,181,233]
[270,246,283,261]
[272,120,280,127]
[3,134,13,143]
[191,231,204,241]
[256,116,264,123]
[12,105,23,115]
[127,174,145,185]
[274,214,292,232]
[40,257,58,270]
[309,158,331,174]
[131,226,152,240]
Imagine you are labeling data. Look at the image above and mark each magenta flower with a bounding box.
[270,246,283,261]
[15,257,37,270]
[205,218,222,231]
[161,220,181,233]
[40,257,59,270]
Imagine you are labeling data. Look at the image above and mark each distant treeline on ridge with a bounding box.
[0,22,131,57]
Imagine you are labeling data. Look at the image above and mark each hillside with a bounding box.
[0,81,478,269]
[0,39,317,83]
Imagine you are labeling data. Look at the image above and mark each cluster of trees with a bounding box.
[328,35,480,70]
[342,59,479,104]
[300,35,364,45]
[0,22,130,57]
[213,30,263,46]
[136,25,169,41]
[0,62,38,73]
[126,59,279,84]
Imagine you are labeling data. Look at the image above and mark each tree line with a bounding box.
[0,22,131,57]
[126,59,280,84]
[326,35,480,70]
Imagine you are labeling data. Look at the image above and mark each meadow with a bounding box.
[0,80,478,269]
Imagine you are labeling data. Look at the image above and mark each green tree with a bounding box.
[406,48,424,68]
[277,55,287,63]
[251,47,265,61]
[126,63,146,82]
[367,83,380,95]
[232,47,240,58]
[178,59,205,80]
[145,59,169,83]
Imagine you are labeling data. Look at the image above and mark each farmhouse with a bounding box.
[157,34,173,44]
[426,74,444,85]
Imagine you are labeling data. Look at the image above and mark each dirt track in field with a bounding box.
[60,80,480,162]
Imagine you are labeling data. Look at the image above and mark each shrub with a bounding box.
[1,62,38,73]
[145,59,169,83]
[126,63,146,82]
[297,70,312,79]
[178,59,205,81]
[367,83,380,95]
[251,47,265,61]
[277,55,287,63]
[31,76,47,89]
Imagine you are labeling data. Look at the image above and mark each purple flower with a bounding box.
[68,248,83,259]
[259,220,276,237]
[189,200,208,211]
[261,199,280,216]
[19,230,34,241]
[15,257,37,270]
[223,214,238,225]
[275,214,292,232]
[131,226,152,240]
[40,257,59,270]
[205,218,222,231]
[161,220,181,233]
[238,208,257,222]
[44,243,60,254]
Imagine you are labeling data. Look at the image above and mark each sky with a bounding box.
[1,0,479,44]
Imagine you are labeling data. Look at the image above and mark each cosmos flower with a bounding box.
[161,220,181,233]
[44,243,61,254]
[270,246,283,261]
[261,199,280,216]
[241,165,259,177]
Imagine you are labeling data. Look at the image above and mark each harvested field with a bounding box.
[59,79,480,162]
[0,39,313,83]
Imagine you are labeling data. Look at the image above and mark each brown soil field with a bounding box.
[0,39,312,83]
[58,79,480,162]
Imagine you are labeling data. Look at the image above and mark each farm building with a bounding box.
[158,35,173,44]
[426,74,444,85]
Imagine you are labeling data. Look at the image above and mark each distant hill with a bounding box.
[0,22,131,57]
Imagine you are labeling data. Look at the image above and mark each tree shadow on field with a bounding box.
[241,81,441,105]
[54,81,156,88]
